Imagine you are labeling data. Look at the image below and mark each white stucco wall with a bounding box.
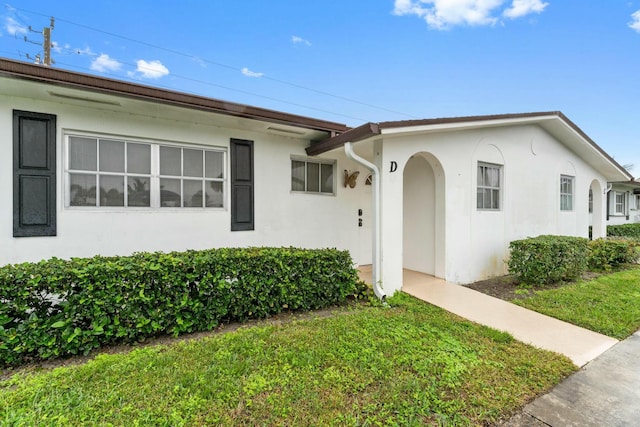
[1,92,367,266]
[376,124,609,293]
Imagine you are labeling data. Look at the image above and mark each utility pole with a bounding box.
[24,17,55,66]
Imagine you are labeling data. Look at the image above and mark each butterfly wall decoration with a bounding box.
[343,170,360,188]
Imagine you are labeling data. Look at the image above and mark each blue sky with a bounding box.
[1,1,639,175]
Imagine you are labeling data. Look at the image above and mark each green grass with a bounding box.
[514,267,640,339]
[0,293,575,426]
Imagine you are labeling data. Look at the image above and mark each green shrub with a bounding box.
[508,235,588,285]
[0,247,365,367]
[587,238,639,271]
[607,223,640,240]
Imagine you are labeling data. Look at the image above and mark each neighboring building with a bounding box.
[1,58,634,295]
[602,181,640,225]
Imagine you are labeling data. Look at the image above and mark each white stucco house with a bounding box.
[1,58,635,297]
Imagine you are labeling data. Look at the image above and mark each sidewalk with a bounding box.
[503,330,640,426]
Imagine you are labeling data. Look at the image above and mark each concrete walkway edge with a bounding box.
[360,268,619,367]
[358,267,636,426]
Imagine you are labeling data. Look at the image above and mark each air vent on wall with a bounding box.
[266,126,306,136]
[48,91,121,106]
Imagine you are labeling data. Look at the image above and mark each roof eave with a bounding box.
[0,58,349,134]
[306,122,380,156]
[551,112,633,182]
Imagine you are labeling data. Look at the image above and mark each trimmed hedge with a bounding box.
[588,238,639,271]
[607,223,640,240]
[508,235,589,284]
[0,247,364,367]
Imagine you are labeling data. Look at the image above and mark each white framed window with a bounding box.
[477,162,501,210]
[614,191,627,215]
[159,146,224,208]
[291,158,335,195]
[560,175,574,211]
[66,133,225,209]
[588,189,593,213]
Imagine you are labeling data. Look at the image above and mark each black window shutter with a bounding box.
[230,139,254,231]
[13,110,57,237]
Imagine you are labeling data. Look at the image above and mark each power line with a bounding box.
[8,5,418,120]
[54,60,371,123]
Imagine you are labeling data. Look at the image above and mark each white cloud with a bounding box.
[132,59,169,79]
[91,54,122,72]
[392,0,548,29]
[503,0,548,19]
[5,17,27,35]
[241,67,264,78]
[630,9,640,33]
[292,35,311,46]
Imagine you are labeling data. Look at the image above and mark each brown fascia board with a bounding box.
[0,58,348,134]
[376,111,564,129]
[379,111,632,180]
[552,112,634,181]
[308,110,634,181]
[307,112,565,156]
[306,122,380,155]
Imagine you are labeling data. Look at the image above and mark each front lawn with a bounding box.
[513,266,640,339]
[0,293,575,426]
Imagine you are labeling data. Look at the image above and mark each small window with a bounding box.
[560,175,574,211]
[614,192,627,215]
[588,188,593,213]
[477,163,501,210]
[291,159,335,194]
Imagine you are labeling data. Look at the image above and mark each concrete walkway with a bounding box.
[359,268,618,367]
[504,331,640,426]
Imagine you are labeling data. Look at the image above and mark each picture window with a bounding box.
[66,134,225,209]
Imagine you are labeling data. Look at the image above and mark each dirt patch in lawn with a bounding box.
[465,272,603,302]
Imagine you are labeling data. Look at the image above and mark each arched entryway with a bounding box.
[402,152,445,278]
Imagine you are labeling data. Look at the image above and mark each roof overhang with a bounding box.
[307,111,632,182]
[611,180,640,191]
[0,58,349,137]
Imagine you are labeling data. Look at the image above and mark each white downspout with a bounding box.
[344,142,386,301]
[604,184,612,194]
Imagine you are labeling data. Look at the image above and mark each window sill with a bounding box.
[64,207,227,212]
[290,191,336,197]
